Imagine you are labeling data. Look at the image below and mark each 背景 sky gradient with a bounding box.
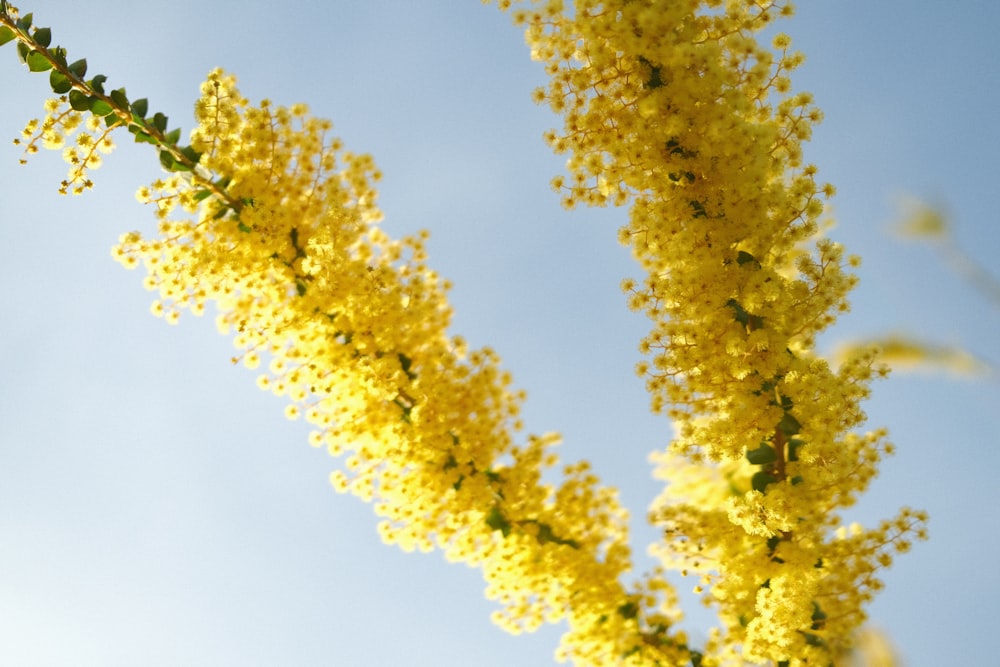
[1,1,998,665]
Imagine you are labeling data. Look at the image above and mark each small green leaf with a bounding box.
[131,130,156,145]
[26,50,52,71]
[152,112,167,132]
[15,12,32,31]
[178,145,201,164]
[689,199,707,219]
[295,280,307,297]
[751,471,778,493]
[68,89,90,111]
[48,46,66,66]
[237,222,252,233]
[164,127,181,145]
[787,438,805,462]
[192,189,213,202]
[0,26,16,47]
[811,602,827,629]
[167,160,192,173]
[67,57,86,78]
[158,149,174,171]
[88,73,106,94]
[777,412,801,436]
[88,97,113,116]
[737,251,760,267]
[32,26,50,47]
[746,443,777,465]
[617,601,639,620]
[726,298,749,326]
[398,352,416,380]
[800,632,825,648]
[16,40,29,63]
[485,506,511,537]
[109,87,128,109]
[131,97,148,118]
[49,69,71,93]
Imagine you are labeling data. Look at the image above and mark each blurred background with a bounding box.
[1,1,997,665]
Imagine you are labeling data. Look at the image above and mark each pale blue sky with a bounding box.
[1,1,998,665]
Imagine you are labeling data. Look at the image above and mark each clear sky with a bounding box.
[1,1,998,665]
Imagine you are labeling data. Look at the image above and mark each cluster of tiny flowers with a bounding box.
[109,69,666,665]
[15,96,117,194]
[487,0,926,664]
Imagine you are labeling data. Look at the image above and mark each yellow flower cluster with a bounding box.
[107,70,684,665]
[488,0,927,663]
[14,96,116,194]
[9,0,930,662]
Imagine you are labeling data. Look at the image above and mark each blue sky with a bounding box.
[1,1,998,665]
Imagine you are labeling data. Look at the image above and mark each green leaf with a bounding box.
[736,251,761,268]
[158,149,174,171]
[26,50,52,71]
[617,601,639,620]
[787,438,805,462]
[398,352,416,380]
[16,40,28,63]
[88,97,114,116]
[532,521,580,548]
[49,69,71,93]
[237,222,252,233]
[751,471,778,493]
[68,89,90,111]
[32,26,50,47]
[131,97,148,118]
[192,189,213,202]
[131,130,156,145]
[109,87,128,109]
[48,46,66,66]
[0,26,16,47]
[777,412,801,436]
[178,145,201,164]
[811,602,827,629]
[163,127,181,145]
[726,298,751,327]
[152,112,167,132]
[67,57,86,78]
[15,12,32,31]
[88,73,106,94]
[167,160,192,173]
[295,279,307,297]
[800,632,825,648]
[485,506,511,537]
[746,443,777,465]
